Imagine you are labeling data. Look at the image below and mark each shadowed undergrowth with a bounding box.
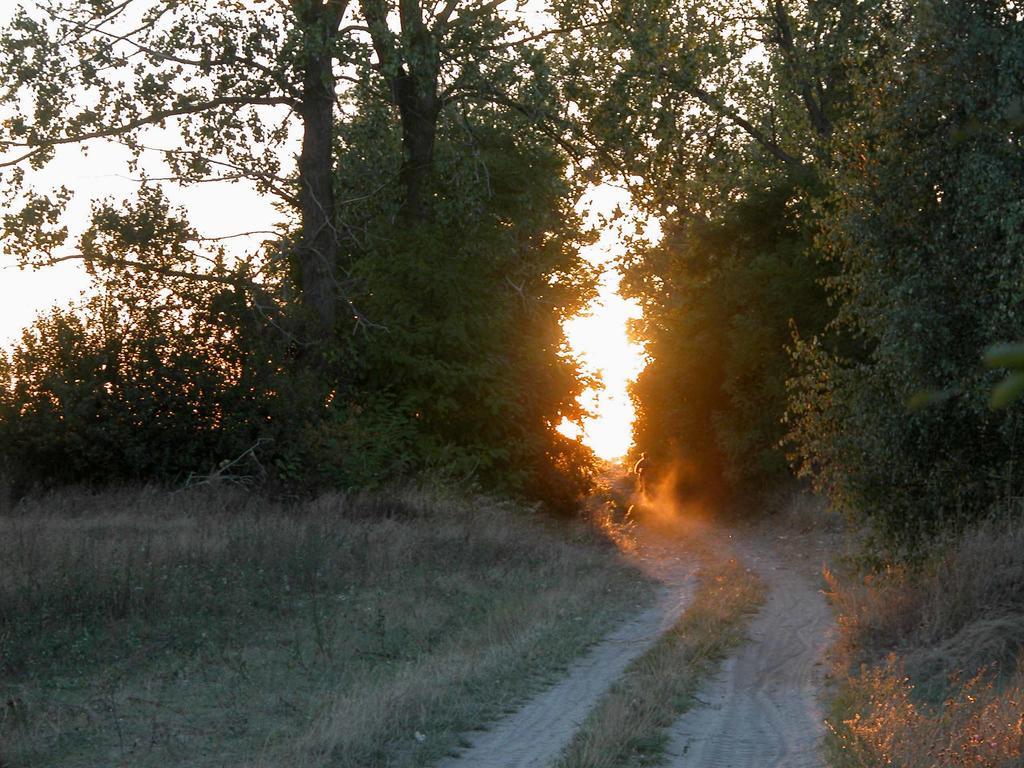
[0,486,653,768]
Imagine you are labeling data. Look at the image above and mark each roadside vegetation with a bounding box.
[0,485,653,768]
[556,536,765,768]
[824,516,1024,767]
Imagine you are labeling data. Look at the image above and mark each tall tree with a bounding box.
[327,4,600,502]
[0,0,581,328]
[547,0,866,499]
[358,0,576,223]
[786,0,1024,549]
[551,0,890,212]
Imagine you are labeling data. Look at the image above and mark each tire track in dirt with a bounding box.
[436,530,697,768]
[664,535,834,768]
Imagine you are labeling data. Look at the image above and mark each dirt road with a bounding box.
[436,530,697,768]
[437,522,833,768]
[664,534,834,767]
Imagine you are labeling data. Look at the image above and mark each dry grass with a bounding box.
[825,516,1024,767]
[829,660,1023,768]
[555,553,765,768]
[0,485,654,768]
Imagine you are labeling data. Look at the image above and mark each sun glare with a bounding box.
[558,184,653,461]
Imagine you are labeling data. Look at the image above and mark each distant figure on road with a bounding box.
[633,452,649,496]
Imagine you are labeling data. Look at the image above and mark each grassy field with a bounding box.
[824,516,1024,767]
[0,485,654,768]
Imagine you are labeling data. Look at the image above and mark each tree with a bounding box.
[323,20,600,503]
[548,0,862,501]
[549,0,882,215]
[0,0,577,330]
[627,184,831,502]
[785,0,1024,551]
[356,0,584,222]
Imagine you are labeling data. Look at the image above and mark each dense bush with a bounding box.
[0,269,290,488]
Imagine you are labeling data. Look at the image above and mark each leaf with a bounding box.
[906,388,956,412]
[983,342,1024,370]
[989,372,1024,410]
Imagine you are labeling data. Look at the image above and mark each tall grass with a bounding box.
[825,516,1024,767]
[0,485,653,768]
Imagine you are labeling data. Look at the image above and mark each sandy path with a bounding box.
[664,534,834,768]
[435,531,696,768]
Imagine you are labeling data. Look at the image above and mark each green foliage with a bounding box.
[332,99,598,507]
[985,342,1024,409]
[785,0,1024,552]
[556,0,849,504]
[0,258,298,488]
[626,184,831,501]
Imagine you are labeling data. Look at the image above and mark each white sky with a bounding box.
[0,141,278,346]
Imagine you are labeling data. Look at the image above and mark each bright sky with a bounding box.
[0,141,278,347]
[0,2,651,460]
[558,183,653,460]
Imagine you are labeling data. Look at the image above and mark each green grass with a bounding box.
[555,552,765,768]
[0,485,654,768]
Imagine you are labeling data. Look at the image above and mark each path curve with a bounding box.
[436,531,697,768]
[665,534,834,768]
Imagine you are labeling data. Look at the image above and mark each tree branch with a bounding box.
[33,253,248,287]
[770,0,832,138]
[1,95,299,160]
[656,66,804,167]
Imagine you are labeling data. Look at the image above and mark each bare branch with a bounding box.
[33,253,249,287]
[431,0,460,33]
[477,20,607,52]
[769,0,832,138]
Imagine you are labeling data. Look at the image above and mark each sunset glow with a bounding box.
[558,184,651,461]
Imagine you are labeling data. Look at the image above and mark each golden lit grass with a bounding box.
[824,517,1024,767]
[0,485,654,768]
[828,661,1023,768]
[555,553,765,768]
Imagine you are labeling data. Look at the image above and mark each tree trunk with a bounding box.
[297,13,340,336]
[394,71,439,222]
[361,0,441,223]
